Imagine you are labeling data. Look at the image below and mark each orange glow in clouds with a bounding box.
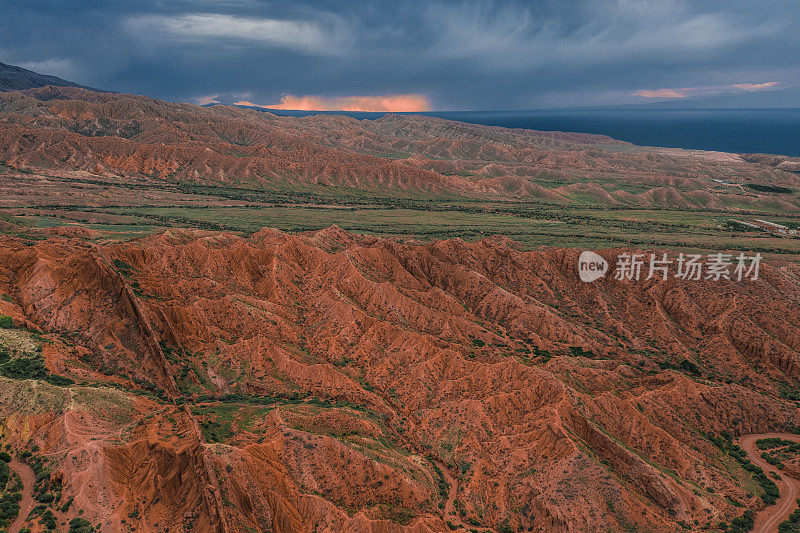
[634,88,689,98]
[635,82,779,99]
[733,82,779,91]
[235,94,432,112]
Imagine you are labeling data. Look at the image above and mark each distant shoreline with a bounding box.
[249,107,800,157]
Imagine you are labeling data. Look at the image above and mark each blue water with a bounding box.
[267,108,800,157]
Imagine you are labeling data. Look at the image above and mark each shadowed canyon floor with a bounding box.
[0,227,800,531]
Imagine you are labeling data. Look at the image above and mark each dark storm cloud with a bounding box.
[1,0,798,109]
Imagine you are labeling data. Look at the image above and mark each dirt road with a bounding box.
[435,460,461,526]
[739,433,800,533]
[8,458,36,533]
[433,460,496,533]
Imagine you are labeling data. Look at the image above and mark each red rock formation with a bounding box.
[0,228,799,531]
[1,86,798,208]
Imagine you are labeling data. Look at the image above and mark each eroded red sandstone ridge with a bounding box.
[2,86,799,209]
[0,227,799,532]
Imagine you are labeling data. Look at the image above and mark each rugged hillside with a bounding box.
[0,87,463,191]
[1,70,800,532]
[1,86,799,209]
[0,227,799,531]
[0,62,94,92]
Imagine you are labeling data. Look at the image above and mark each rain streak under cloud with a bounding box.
[1,0,798,110]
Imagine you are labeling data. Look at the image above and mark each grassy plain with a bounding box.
[2,170,800,259]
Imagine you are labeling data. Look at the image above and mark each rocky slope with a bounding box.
[1,86,799,210]
[0,227,799,532]
[0,62,95,92]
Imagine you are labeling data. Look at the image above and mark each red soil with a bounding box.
[0,228,799,531]
[8,459,35,533]
[1,86,797,207]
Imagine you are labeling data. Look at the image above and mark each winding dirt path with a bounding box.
[433,460,496,533]
[8,458,36,533]
[739,433,800,533]
[435,460,460,525]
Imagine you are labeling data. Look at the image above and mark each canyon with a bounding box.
[0,80,799,532]
[0,227,799,531]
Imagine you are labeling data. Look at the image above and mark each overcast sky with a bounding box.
[2,0,799,110]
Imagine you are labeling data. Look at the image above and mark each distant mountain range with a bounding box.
[0,61,98,92]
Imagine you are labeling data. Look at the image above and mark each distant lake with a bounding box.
[267,108,800,157]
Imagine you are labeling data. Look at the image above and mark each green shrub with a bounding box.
[39,508,57,530]
[659,359,701,376]
[0,491,22,527]
[112,259,133,277]
[0,355,74,386]
[0,315,13,328]
[569,346,596,358]
[757,437,796,450]
[36,492,55,504]
[60,496,74,513]
[497,520,514,533]
[0,461,8,490]
[780,387,800,401]
[0,356,49,380]
[779,499,800,532]
[746,183,793,194]
[69,517,96,533]
[678,359,701,376]
[729,510,754,533]
[762,451,784,468]
[44,375,75,386]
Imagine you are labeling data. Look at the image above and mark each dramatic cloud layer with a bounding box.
[1,0,798,109]
[125,12,351,55]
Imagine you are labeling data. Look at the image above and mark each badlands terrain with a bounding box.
[1,85,800,257]
[0,79,800,532]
